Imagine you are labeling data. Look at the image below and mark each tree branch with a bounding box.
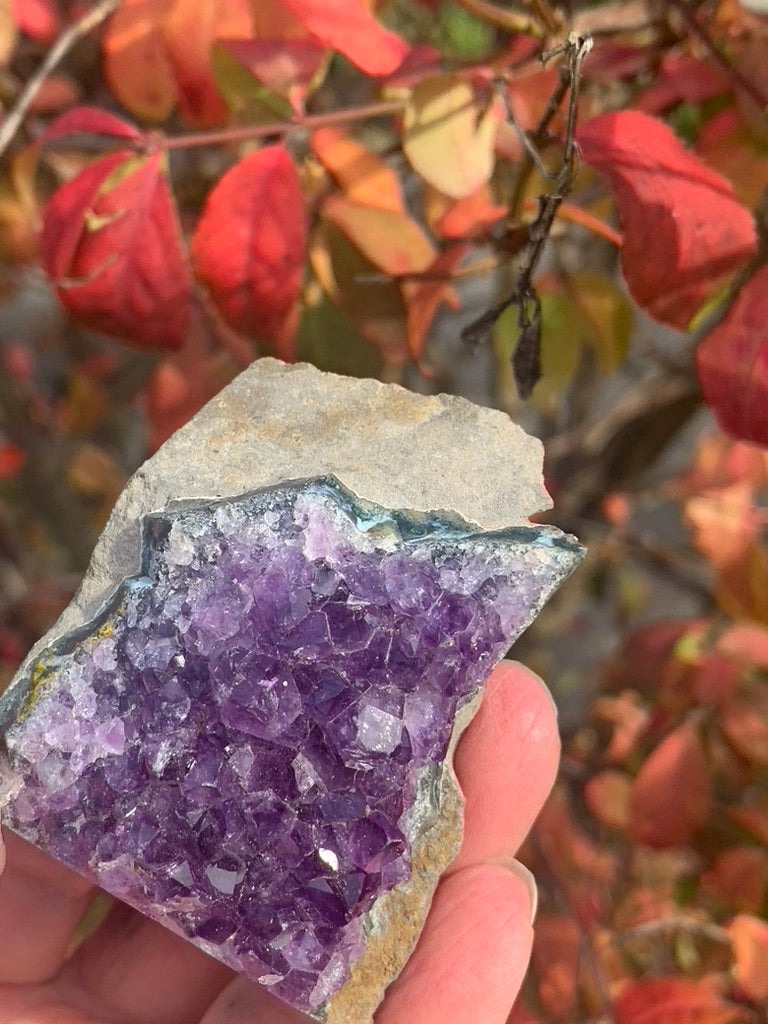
[452,0,555,37]
[0,0,119,161]
[461,34,593,397]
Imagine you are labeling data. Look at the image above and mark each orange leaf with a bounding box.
[729,914,768,1004]
[578,111,756,328]
[425,185,506,240]
[103,0,178,122]
[531,914,582,1019]
[41,151,194,350]
[311,127,404,213]
[103,0,254,126]
[402,244,467,361]
[248,0,308,38]
[162,0,253,126]
[584,769,631,831]
[615,978,743,1024]
[728,796,768,845]
[321,194,435,277]
[191,145,306,351]
[716,622,768,669]
[628,722,711,847]
[685,483,760,573]
[720,695,768,766]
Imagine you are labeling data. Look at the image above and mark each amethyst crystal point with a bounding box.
[1,464,580,1021]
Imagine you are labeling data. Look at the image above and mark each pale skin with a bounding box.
[0,662,559,1024]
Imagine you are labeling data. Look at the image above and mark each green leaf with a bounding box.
[435,1,495,60]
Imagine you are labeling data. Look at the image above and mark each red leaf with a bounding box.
[191,145,306,347]
[0,442,25,480]
[635,54,731,114]
[696,265,768,445]
[41,151,194,350]
[11,0,60,43]
[577,111,756,328]
[433,188,506,240]
[702,848,768,913]
[26,74,80,115]
[41,106,141,144]
[628,722,711,847]
[274,0,409,75]
[221,38,326,113]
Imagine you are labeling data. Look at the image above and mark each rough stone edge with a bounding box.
[321,694,481,1024]
[4,358,553,697]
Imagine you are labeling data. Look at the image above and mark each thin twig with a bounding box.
[462,34,593,397]
[614,915,732,948]
[159,99,407,151]
[453,0,554,36]
[0,0,119,161]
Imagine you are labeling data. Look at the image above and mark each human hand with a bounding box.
[0,661,559,1024]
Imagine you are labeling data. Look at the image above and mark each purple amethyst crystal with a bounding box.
[0,477,580,1017]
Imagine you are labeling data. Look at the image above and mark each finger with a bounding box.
[58,901,234,1024]
[0,829,95,984]
[375,863,534,1024]
[200,975,311,1024]
[451,661,560,871]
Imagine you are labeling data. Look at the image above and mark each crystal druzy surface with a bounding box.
[0,479,578,1016]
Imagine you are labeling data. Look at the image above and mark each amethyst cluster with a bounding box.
[0,478,579,1016]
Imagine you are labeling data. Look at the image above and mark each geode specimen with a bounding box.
[0,360,581,1023]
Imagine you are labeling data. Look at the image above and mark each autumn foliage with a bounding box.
[2,1,768,1023]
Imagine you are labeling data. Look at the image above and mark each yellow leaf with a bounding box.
[321,194,435,277]
[0,0,16,68]
[403,75,498,199]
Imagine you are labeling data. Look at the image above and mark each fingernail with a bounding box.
[497,858,538,925]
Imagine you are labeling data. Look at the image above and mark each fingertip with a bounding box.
[452,661,560,868]
[376,863,534,1024]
